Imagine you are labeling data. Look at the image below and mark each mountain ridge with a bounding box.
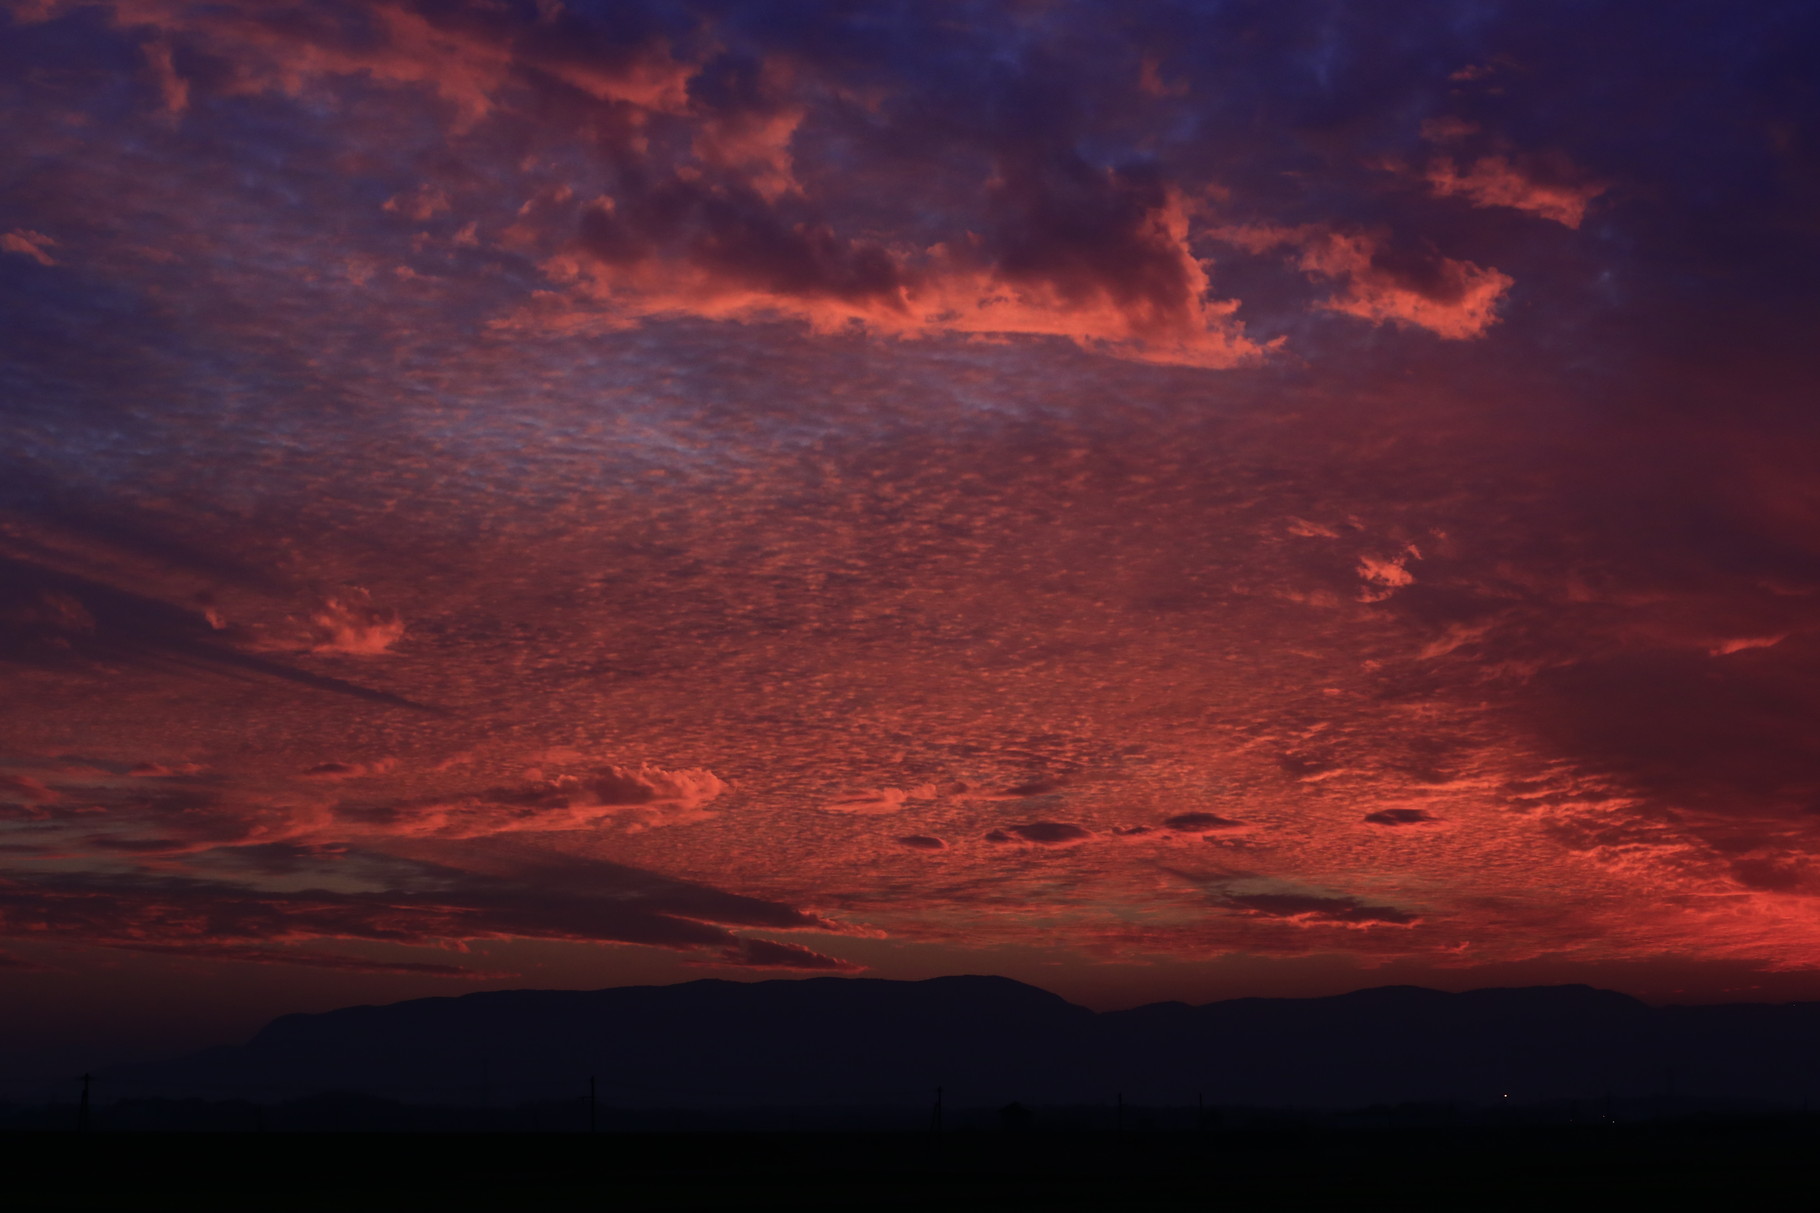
[106,976,1820,1111]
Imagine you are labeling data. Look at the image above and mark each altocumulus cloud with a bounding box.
[4,0,1820,999]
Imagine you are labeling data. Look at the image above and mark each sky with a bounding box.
[4,0,1820,1082]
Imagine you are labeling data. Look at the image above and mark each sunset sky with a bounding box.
[5,0,1820,1084]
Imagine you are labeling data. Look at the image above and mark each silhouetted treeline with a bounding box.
[2,1091,1806,1135]
[3,1121,1819,1210]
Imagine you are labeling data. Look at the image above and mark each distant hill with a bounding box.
[103,977,1820,1111]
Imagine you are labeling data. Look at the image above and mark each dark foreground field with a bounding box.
[3,1120,1817,1211]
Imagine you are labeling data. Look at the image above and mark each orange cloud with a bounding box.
[1426,154,1604,228]
[142,37,187,114]
[1,229,58,266]
[7,0,1338,370]
[1214,224,1511,338]
[16,1,1272,368]
[1298,231,1512,339]
[31,0,694,131]
[1710,634,1789,657]
[309,592,406,656]
[525,172,1269,369]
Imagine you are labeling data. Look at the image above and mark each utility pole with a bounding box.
[1116,1091,1124,1134]
[589,1076,597,1135]
[76,1073,91,1133]
[477,1054,491,1131]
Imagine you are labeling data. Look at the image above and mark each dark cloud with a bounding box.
[1364,809,1440,826]
[1524,648,1820,819]
[987,822,1094,846]
[0,555,433,711]
[716,937,859,971]
[1223,893,1420,928]
[0,854,835,970]
[119,944,483,978]
[575,182,904,306]
[1161,812,1243,834]
[128,761,205,777]
[0,775,59,805]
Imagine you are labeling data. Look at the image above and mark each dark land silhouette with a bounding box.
[3,1120,1818,1210]
[38,975,1820,1118]
[8,978,1820,1208]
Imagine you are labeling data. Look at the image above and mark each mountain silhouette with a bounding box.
[105,977,1820,1111]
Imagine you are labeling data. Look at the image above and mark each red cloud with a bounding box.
[532,165,1266,369]
[346,765,730,839]
[822,786,920,815]
[1426,155,1605,229]
[0,856,841,973]
[1216,224,1511,338]
[1,228,59,267]
[24,0,1269,369]
[37,0,694,130]
[1298,232,1512,339]
[0,775,60,804]
[1160,812,1243,834]
[308,591,405,656]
